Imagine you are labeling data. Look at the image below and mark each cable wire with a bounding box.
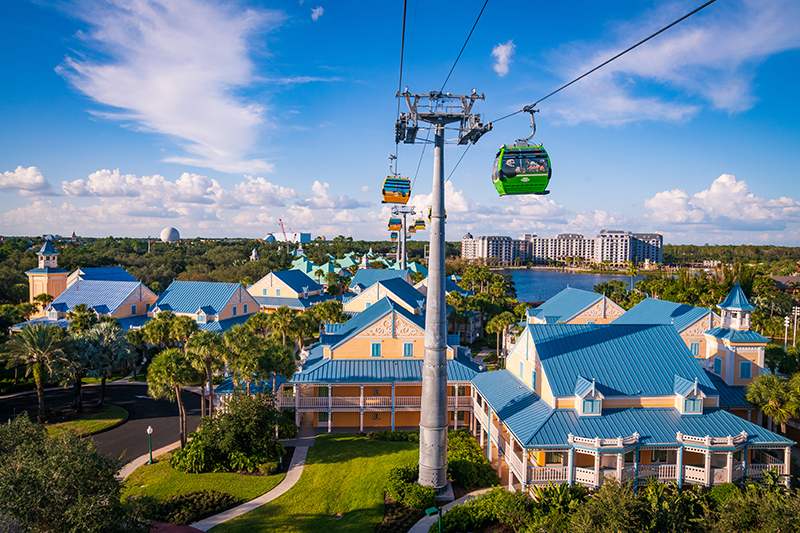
[446,143,472,182]
[490,0,718,124]
[393,0,409,171]
[439,0,490,93]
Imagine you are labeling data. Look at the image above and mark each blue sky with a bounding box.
[1,0,799,244]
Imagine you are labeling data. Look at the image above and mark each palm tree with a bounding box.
[32,293,53,313]
[88,321,131,406]
[245,312,272,337]
[746,374,798,433]
[293,311,319,353]
[143,311,176,349]
[486,312,517,366]
[170,315,198,350]
[311,300,346,325]
[67,303,98,334]
[186,330,224,416]
[222,324,261,394]
[147,348,198,447]
[5,324,66,422]
[268,307,297,348]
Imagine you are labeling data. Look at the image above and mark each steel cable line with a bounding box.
[490,0,718,124]
[393,0,409,172]
[440,0,490,93]
[446,143,472,182]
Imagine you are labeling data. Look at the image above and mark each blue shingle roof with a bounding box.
[273,269,323,293]
[705,327,768,344]
[529,287,602,323]
[614,298,712,332]
[525,408,791,448]
[48,280,143,315]
[74,266,137,282]
[290,354,481,383]
[528,324,716,397]
[321,297,424,347]
[349,269,408,290]
[719,283,755,312]
[254,293,332,310]
[155,280,241,315]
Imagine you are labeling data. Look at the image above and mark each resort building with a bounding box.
[460,234,514,264]
[248,270,332,312]
[67,266,138,285]
[470,320,792,492]
[342,277,424,315]
[527,287,625,324]
[614,298,721,357]
[348,268,410,293]
[276,297,482,432]
[151,280,258,332]
[25,241,68,316]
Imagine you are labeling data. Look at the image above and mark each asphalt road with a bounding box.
[0,383,200,463]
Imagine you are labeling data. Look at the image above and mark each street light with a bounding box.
[793,306,799,348]
[146,425,154,464]
[785,316,791,349]
[425,506,442,533]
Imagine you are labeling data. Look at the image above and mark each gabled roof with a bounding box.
[154,280,242,315]
[196,314,251,333]
[73,266,137,282]
[528,287,603,323]
[614,298,712,332]
[528,324,716,397]
[719,283,755,312]
[374,277,426,310]
[254,293,333,310]
[38,240,58,255]
[272,269,323,293]
[674,375,703,397]
[48,280,143,315]
[349,268,408,290]
[705,327,768,344]
[321,297,424,347]
[574,376,602,398]
[414,275,471,297]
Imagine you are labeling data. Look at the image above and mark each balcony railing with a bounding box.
[277,395,473,410]
[504,444,524,478]
[528,466,568,484]
[684,465,706,484]
[748,463,785,478]
[638,464,677,480]
[574,467,597,487]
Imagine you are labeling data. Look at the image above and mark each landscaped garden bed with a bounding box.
[46,403,128,436]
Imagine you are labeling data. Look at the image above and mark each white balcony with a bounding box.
[528,466,568,484]
[278,395,473,411]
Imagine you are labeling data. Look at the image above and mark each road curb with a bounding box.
[118,440,182,480]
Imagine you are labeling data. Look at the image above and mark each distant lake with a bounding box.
[506,269,643,303]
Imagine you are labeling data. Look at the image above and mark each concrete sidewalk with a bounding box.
[407,488,493,533]
[190,445,310,531]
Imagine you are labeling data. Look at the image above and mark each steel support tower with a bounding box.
[396,89,490,491]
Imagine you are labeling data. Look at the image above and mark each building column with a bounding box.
[704,451,711,487]
[726,451,734,483]
[327,385,332,433]
[785,446,792,481]
[293,384,300,427]
[616,452,624,481]
[391,382,396,431]
[521,448,529,491]
[454,384,459,430]
[359,385,364,433]
[676,446,684,489]
[742,445,749,481]
[567,447,575,486]
[479,424,485,447]
[633,445,640,492]
[486,410,493,462]
[593,452,601,487]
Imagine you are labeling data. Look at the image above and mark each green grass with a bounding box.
[123,453,285,502]
[212,434,418,533]
[46,404,128,436]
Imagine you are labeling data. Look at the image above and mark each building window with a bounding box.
[531,370,537,389]
[275,288,281,297]
[243,304,248,314]
[684,397,702,414]
[318,411,329,423]
[403,342,414,357]
[519,361,524,378]
[651,449,668,463]
[740,361,752,379]
[713,357,722,375]
[690,342,700,356]
[544,452,563,465]
[582,399,601,415]
[131,304,137,315]
[371,342,382,358]
[263,288,267,296]
[232,305,237,316]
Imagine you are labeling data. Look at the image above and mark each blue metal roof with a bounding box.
[38,240,58,255]
[155,280,241,315]
[349,268,409,290]
[49,280,143,315]
[705,371,751,409]
[25,267,67,274]
[196,314,252,332]
[528,324,717,397]
[11,317,70,331]
[614,298,712,332]
[117,315,150,331]
[376,277,426,310]
[529,287,602,323]
[415,275,472,297]
[74,266,137,282]
[290,354,481,383]
[321,297,424,347]
[574,376,595,397]
[673,374,701,397]
[525,408,792,448]
[719,283,755,312]
[705,327,768,344]
[255,293,332,310]
[273,269,323,293]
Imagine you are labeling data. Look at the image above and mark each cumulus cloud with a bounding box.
[62,169,224,205]
[303,180,369,209]
[547,0,800,124]
[234,176,297,206]
[57,0,284,174]
[645,173,800,232]
[311,6,324,21]
[411,181,473,214]
[0,166,51,193]
[491,41,515,77]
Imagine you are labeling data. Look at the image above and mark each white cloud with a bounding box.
[645,173,800,233]
[411,181,472,214]
[265,75,342,85]
[62,169,224,205]
[547,0,800,124]
[303,180,369,209]
[234,176,297,206]
[57,0,285,174]
[491,41,515,77]
[0,166,51,193]
[311,6,324,21]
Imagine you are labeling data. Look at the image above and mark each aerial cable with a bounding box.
[446,143,472,183]
[490,0,718,124]
[393,0,409,174]
[440,0,490,93]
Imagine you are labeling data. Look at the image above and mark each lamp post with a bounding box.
[425,506,442,533]
[793,306,799,347]
[146,425,154,464]
[785,316,791,349]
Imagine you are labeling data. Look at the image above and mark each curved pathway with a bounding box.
[190,444,310,532]
[407,487,494,533]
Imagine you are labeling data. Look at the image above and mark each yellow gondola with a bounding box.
[381,175,411,204]
[414,218,425,230]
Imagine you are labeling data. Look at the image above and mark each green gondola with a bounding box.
[492,144,551,196]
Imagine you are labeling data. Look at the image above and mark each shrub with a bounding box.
[131,490,242,525]
[447,429,499,490]
[569,480,644,533]
[171,393,284,473]
[434,488,529,533]
[386,465,436,510]
[368,430,419,442]
[708,482,740,507]
[712,482,800,532]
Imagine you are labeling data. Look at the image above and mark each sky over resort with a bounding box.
[1,0,799,244]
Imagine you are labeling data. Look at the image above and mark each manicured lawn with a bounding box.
[212,434,418,533]
[122,453,285,502]
[46,404,128,436]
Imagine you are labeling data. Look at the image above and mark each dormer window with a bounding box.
[674,375,705,415]
[196,312,207,324]
[574,376,603,416]
[582,398,602,414]
[684,397,702,413]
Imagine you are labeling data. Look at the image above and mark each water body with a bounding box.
[506,269,643,303]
